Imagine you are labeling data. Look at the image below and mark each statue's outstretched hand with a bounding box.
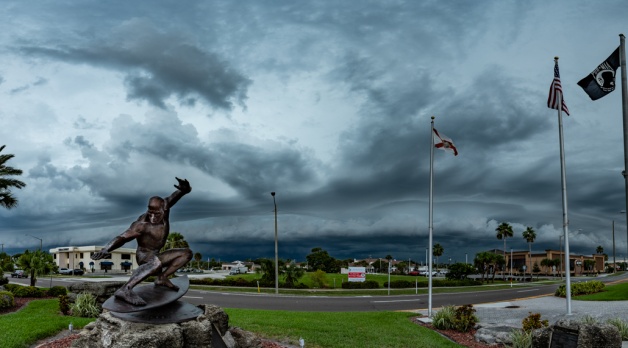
[91,249,111,260]
[174,177,192,193]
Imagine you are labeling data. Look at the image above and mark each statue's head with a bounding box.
[147,196,166,224]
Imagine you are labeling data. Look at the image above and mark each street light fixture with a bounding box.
[271,192,279,294]
[26,234,42,251]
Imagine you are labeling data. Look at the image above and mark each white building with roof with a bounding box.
[49,246,139,273]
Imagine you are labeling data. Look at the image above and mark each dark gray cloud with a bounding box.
[1,1,628,264]
[18,19,250,110]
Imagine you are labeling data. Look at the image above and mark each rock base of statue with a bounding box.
[71,304,262,348]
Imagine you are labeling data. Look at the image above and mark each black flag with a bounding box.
[577,47,620,100]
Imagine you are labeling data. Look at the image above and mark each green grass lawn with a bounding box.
[1,274,620,348]
[0,299,93,348]
[230,271,423,288]
[575,282,628,301]
[0,298,463,348]
[225,309,462,348]
[192,271,560,296]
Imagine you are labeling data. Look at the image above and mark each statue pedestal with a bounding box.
[71,304,255,348]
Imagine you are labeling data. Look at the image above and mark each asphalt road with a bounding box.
[9,272,625,312]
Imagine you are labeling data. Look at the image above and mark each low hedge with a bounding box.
[384,279,482,288]
[189,277,309,289]
[341,280,379,289]
[3,283,55,298]
[555,280,605,297]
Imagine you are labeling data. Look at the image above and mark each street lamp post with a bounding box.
[271,192,278,294]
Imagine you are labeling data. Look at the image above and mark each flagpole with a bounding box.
[555,57,572,315]
[428,116,435,317]
[619,34,628,247]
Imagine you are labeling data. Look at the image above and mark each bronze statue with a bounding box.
[92,177,193,306]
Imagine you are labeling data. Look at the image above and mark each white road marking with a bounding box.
[372,299,421,303]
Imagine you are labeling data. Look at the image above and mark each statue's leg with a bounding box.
[155,248,193,290]
[115,258,161,305]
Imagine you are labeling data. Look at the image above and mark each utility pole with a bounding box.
[271,192,279,294]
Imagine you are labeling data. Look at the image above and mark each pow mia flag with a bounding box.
[577,47,620,100]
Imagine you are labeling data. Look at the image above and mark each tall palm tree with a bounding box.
[596,245,604,254]
[522,226,536,279]
[495,222,514,276]
[474,252,493,283]
[433,243,444,269]
[0,145,26,209]
[17,250,56,286]
[194,252,202,269]
[161,232,189,252]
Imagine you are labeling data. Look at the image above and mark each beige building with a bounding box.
[485,249,605,276]
[49,246,139,273]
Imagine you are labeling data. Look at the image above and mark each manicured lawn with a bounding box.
[0,298,462,348]
[0,299,94,348]
[575,282,628,301]
[225,308,462,348]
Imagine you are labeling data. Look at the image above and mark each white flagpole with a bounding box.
[619,34,628,256]
[428,116,435,317]
[555,57,572,315]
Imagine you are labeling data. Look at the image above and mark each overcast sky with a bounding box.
[2,1,628,265]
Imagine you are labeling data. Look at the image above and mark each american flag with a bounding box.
[548,61,570,115]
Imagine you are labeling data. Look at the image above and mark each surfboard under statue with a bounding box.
[103,275,190,313]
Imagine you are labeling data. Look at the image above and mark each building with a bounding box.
[49,246,139,273]
[484,249,605,276]
[221,260,257,272]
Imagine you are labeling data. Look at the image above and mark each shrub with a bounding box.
[341,280,379,289]
[607,318,628,340]
[59,294,70,315]
[509,329,532,348]
[522,312,548,332]
[453,304,478,332]
[3,283,20,293]
[580,315,598,325]
[0,276,8,286]
[13,285,45,298]
[432,305,456,330]
[70,292,100,318]
[48,286,68,297]
[555,280,605,297]
[0,290,15,309]
[385,280,414,288]
[310,270,328,288]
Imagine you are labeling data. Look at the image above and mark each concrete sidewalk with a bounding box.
[418,295,628,347]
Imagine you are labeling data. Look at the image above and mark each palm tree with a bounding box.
[474,252,493,283]
[495,222,514,276]
[17,250,56,286]
[522,226,536,279]
[283,263,305,287]
[161,232,189,252]
[0,145,26,209]
[433,244,444,269]
[540,258,551,275]
[194,252,202,269]
[596,245,604,254]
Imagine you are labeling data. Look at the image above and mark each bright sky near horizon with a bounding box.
[1,1,628,264]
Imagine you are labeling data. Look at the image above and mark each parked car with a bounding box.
[58,268,84,275]
[408,271,420,276]
[11,270,28,278]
